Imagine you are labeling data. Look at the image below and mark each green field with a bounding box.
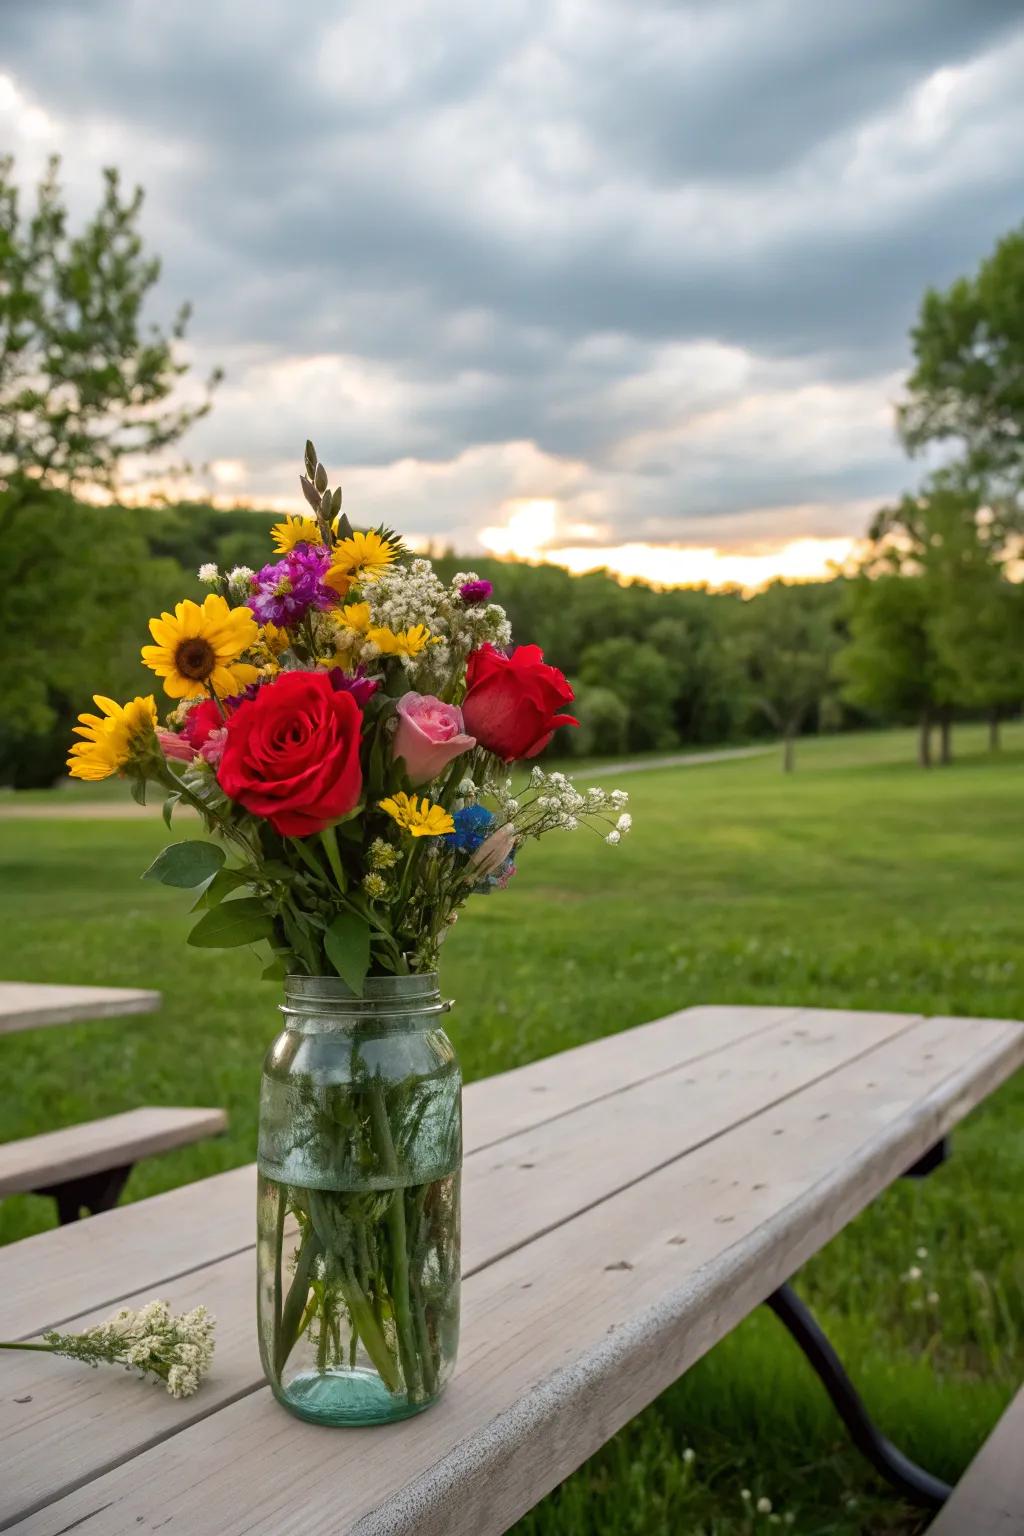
[1,724,1022,1535]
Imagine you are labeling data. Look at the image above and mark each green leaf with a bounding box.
[130,776,147,806]
[189,866,250,912]
[324,911,371,995]
[161,792,181,830]
[261,956,290,983]
[187,897,273,949]
[143,840,225,888]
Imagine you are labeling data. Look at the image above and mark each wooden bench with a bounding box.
[0,1107,229,1223]
[0,1004,1021,1534]
[0,982,161,1036]
[929,1386,1024,1534]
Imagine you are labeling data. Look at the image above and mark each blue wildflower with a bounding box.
[445,804,495,854]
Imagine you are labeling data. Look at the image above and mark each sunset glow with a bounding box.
[479,499,861,592]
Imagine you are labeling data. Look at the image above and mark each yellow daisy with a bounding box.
[328,530,396,583]
[141,595,260,700]
[378,792,455,838]
[340,602,372,634]
[68,695,158,781]
[322,563,354,600]
[270,515,323,554]
[368,623,433,658]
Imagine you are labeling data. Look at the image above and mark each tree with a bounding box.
[738,582,840,772]
[563,682,629,758]
[0,157,219,783]
[0,155,219,505]
[860,476,1021,762]
[898,224,1024,509]
[837,575,956,767]
[578,641,678,753]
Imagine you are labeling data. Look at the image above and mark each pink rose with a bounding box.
[156,728,196,763]
[393,693,475,786]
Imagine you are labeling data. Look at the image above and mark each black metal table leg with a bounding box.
[764,1282,952,1509]
[35,1163,134,1224]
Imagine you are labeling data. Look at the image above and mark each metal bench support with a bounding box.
[764,1282,951,1509]
[34,1163,134,1224]
[763,1136,953,1510]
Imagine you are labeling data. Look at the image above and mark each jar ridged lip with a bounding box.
[281,972,447,1019]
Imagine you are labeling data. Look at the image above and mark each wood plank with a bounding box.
[0,1108,228,1197]
[0,983,161,1036]
[929,1386,1024,1534]
[0,1005,787,1339]
[11,1013,1021,1536]
[1,1008,1002,1528]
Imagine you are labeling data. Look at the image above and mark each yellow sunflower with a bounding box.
[270,515,323,554]
[368,623,433,658]
[378,792,455,838]
[141,595,260,700]
[68,695,158,781]
[328,530,396,583]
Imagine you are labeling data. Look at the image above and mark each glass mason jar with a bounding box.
[257,973,461,1426]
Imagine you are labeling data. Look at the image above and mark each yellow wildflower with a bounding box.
[378,792,455,838]
[259,622,290,659]
[340,602,372,634]
[368,623,433,658]
[68,695,158,782]
[329,530,396,583]
[323,563,354,600]
[270,515,323,554]
[141,595,260,700]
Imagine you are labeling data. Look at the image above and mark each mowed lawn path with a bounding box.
[1,724,1022,1535]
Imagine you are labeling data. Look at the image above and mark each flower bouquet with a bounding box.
[70,440,631,1425]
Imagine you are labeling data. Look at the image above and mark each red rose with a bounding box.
[462,643,578,761]
[218,672,363,837]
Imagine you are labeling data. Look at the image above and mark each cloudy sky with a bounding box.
[3,1,1023,585]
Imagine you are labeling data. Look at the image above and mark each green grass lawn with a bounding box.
[1,722,1022,1535]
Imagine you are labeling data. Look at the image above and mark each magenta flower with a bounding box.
[326,667,380,708]
[250,546,336,626]
[459,579,493,604]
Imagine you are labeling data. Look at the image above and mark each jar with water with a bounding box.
[256,973,461,1426]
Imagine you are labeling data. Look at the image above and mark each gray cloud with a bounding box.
[2,0,1022,551]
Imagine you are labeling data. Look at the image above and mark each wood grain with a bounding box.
[0,1004,785,1341]
[0,983,160,1036]
[0,1108,228,1197]
[929,1385,1024,1534]
[6,1011,1022,1535]
[0,1007,916,1523]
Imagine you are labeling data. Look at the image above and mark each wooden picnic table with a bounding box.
[1,1003,1022,1534]
[0,982,161,1036]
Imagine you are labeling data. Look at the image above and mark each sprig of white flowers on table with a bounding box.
[0,1299,215,1398]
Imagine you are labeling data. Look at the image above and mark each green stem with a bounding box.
[338,1260,402,1393]
[319,826,347,892]
[367,1081,423,1400]
[0,1340,57,1353]
[275,1225,322,1378]
[272,1183,286,1345]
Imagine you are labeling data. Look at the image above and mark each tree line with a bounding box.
[2,158,1022,785]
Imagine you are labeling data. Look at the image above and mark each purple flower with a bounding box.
[459,579,493,605]
[250,546,336,626]
[326,667,380,708]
